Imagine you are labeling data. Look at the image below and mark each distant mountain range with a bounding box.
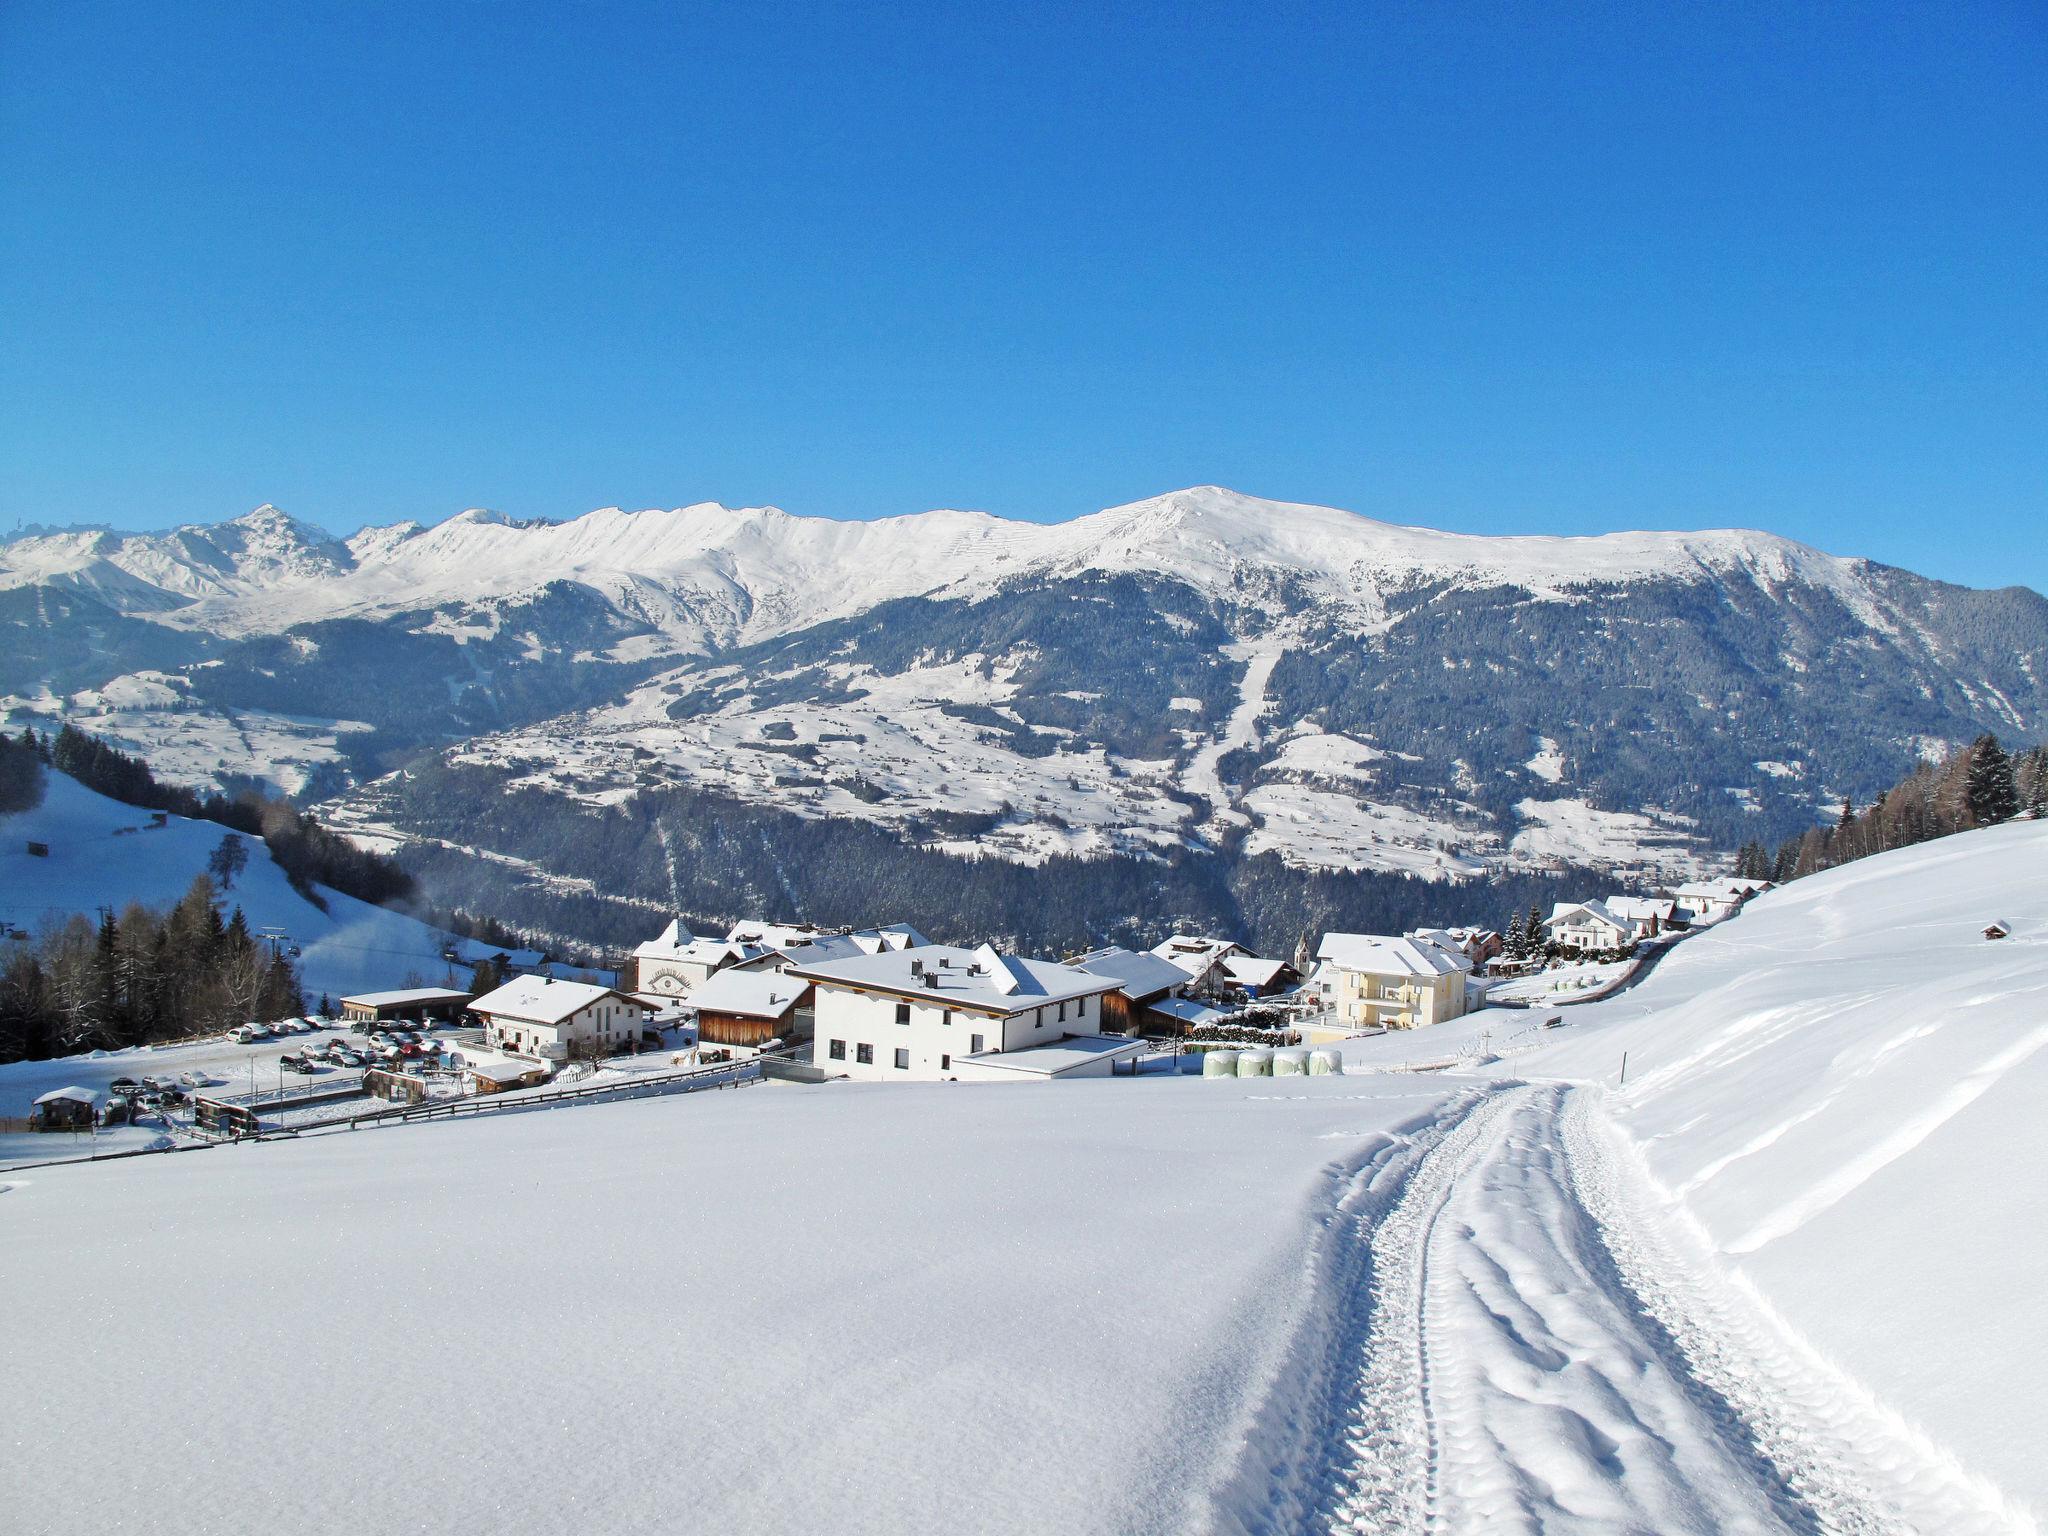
[5,487,2045,946]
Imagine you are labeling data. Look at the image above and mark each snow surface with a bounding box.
[4,817,2044,1532]
[0,774,472,1001]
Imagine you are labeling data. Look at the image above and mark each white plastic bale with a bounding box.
[1202,1049,1240,1078]
[1308,1048,1344,1076]
[1273,1048,1308,1076]
[1236,1048,1274,1077]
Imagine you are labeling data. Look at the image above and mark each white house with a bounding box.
[1312,933,1471,1031]
[1671,878,1773,925]
[631,919,929,999]
[1149,935,1253,999]
[631,921,757,998]
[469,976,647,1063]
[788,943,1120,1081]
[1546,900,1640,953]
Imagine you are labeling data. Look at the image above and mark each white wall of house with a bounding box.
[811,984,1101,1080]
[482,997,639,1061]
[1552,917,1632,952]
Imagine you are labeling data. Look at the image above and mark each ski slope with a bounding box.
[1,818,2043,1533]
[0,772,470,1000]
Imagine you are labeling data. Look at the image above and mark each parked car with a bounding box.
[178,1070,209,1089]
[337,1049,365,1068]
[109,1076,142,1094]
[103,1096,131,1125]
[142,1075,177,1093]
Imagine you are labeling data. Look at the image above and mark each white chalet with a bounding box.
[470,976,646,1063]
[1149,935,1252,999]
[1546,900,1640,953]
[1313,933,1471,1031]
[789,944,1120,1081]
[1602,896,1682,937]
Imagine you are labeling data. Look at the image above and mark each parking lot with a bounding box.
[0,1016,479,1167]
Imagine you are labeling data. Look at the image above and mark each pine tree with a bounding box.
[1502,912,1525,960]
[1964,734,2020,826]
[1527,903,1546,958]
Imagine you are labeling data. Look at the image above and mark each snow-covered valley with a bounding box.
[4,813,2044,1532]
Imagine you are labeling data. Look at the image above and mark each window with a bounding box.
[828,1039,845,1061]
[942,1008,953,1027]
[940,1054,950,1070]
[970,1033,984,1054]
[893,1048,909,1070]
[856,1043,874,1065]
[1057,1000,1067,1022]
[895,1002,911,1025]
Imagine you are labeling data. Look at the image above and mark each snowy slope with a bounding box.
[0,1072,1467,1535]
[2,822,2045,1532]
[0,773,469,999]
[1501,818,2048,1518]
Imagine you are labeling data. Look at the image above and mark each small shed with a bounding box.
[464,1057,549,1096]
[1983,919,2013,940]
[29,1086,98,1131]
[1145,996,1233,1037]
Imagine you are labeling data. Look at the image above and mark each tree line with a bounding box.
[0,874,305,1063]
[1732,734,2045,886]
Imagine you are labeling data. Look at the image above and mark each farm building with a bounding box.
[469,977,648,1063]
[688,967,810,1048]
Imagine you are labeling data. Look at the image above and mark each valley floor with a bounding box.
[3,821,2045,1534]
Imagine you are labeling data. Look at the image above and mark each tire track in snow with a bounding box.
[1562,1089,2034,1535]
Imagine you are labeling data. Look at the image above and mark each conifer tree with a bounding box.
[1964,734,2020,826]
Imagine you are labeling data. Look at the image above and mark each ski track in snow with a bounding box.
[1225,1082,2030,1536]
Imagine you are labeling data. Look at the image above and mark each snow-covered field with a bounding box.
[3,817,2044,1532]
[0,774,473,1000]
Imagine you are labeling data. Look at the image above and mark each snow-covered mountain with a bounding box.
[5,488,2046,910]
[0,488,1923,651]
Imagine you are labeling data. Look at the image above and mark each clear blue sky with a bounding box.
[3,2,2042,590]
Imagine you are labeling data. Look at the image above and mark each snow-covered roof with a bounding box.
[1316,933,1469,978]
[1672,878,1772,901]
[1070,946,1190,1000]
[789,944,1115,1015]
[1150,996,1232,1028]
[465,1057,547,1085]
[1148,935,1248,977]
[1603,897,1678,922]
[1221,955,1290,989]
[341,987,472,1009]
[1548,900,1632,931]
[689,967,806,1020]
[34,1085,98,1106]
[470,976,631,1026]
[958,1034,1147,1076]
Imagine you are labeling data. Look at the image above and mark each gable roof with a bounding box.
[1603,896,1678,922]
[1316,933,1469,978]
[1548,900,1632,931]
[470,976,631,1026]
[1070,946,1191,1000]
[689,967,807,1020]
[1222,955,1290,989]
[788,944,1115,1015]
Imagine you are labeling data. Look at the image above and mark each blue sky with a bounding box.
[2,2,2042,590]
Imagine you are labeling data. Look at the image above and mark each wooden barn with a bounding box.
[689,967,810,1048]
[1069,947,1192,1035]
[339,987,472,1026]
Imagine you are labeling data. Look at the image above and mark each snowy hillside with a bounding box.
[0,773,471,1000]
[4,819,2044,1533]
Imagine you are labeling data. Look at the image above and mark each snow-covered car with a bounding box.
[109,1076,142,1093]
[335,1049,364,1068]
[178,1070,209,1089]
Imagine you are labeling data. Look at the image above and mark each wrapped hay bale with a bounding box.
[1308,1047,1345,1076]
[1236,1048,1274,1077]
[1273,1047,1309,1076]
[1201,1049,1240,1078]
